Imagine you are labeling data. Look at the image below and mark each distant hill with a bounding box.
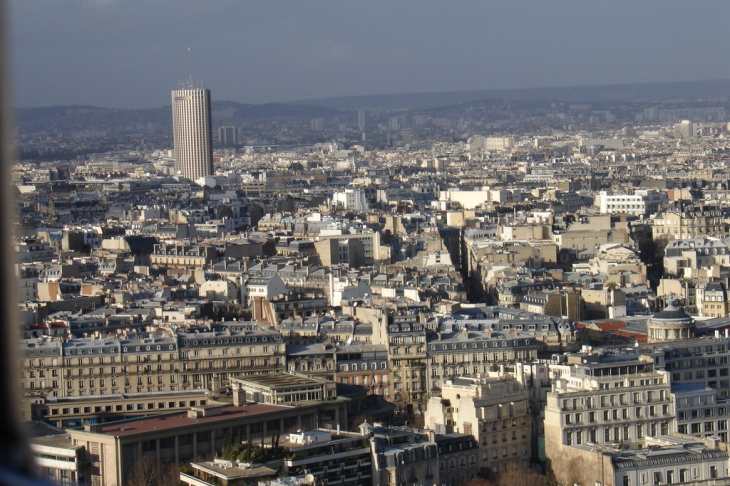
[15,102,342,134]
[286,79,730,111]
[210,100,341,119]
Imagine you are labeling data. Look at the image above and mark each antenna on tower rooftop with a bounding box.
[187,47,193,88]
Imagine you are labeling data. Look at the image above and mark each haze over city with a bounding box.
[10,0,730,109]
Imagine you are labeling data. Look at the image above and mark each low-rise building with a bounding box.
[68,401,349,486]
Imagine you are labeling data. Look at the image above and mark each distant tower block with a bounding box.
[219,126,237,147]
[357,110,366,130]
[172,88,213,180]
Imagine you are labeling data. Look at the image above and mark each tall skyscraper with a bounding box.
[357,109,366,130]
[171,88,213,180]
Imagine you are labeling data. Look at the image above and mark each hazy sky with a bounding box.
[9,1,730,109]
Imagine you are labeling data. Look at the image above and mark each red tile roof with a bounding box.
[594,321,627,331]
[612,329,647,342]
[97,404,288,436]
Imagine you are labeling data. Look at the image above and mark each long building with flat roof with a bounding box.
[69,400,349,486]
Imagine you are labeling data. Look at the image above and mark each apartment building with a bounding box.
[20,326,286,400]
[424,375,531,476]
[367,425,439,486]
[702,281,729,318]
[435,433,480,486]
[663,238,730,277]
[426,328,537,395]
[550,435,730,486]
[653,335,730,398]
[16,236,56,263]
[544,352,675,478]
[653,208,726,240]
[673,384,730,442]
[335,343,390,397]
[316,229,385,266]
[177,327,286,389]
[384,313,427,413]
[149,243,216,269]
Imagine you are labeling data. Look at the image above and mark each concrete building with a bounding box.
[316,230,385,266]
[331,189,368,212]
[280,429,372,486]
[314,238,366,268]
[311,118,324,131]
[598,189,668,217]
[68,401,349,486]
[230,372,337,405]
[676,119,696,139]
[28,389,210,428]
[183,458,276,485]
[172,88,214,180]
[30,429,89,485]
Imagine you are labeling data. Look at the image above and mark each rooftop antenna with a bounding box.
[187,47,193,88]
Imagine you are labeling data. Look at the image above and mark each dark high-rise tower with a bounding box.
[171,88,213,180]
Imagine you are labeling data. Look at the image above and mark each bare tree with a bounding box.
[125,454,157,486]
[496,462,555,486]
[466,478,495,486]
[125,454,181,486]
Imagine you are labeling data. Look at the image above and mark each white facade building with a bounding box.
[598,189,667,217]
[331,189,368,212]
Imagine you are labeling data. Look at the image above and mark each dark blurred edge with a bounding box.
[0,0,43,482]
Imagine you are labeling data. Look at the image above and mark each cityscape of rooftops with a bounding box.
[11,2,730,485]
